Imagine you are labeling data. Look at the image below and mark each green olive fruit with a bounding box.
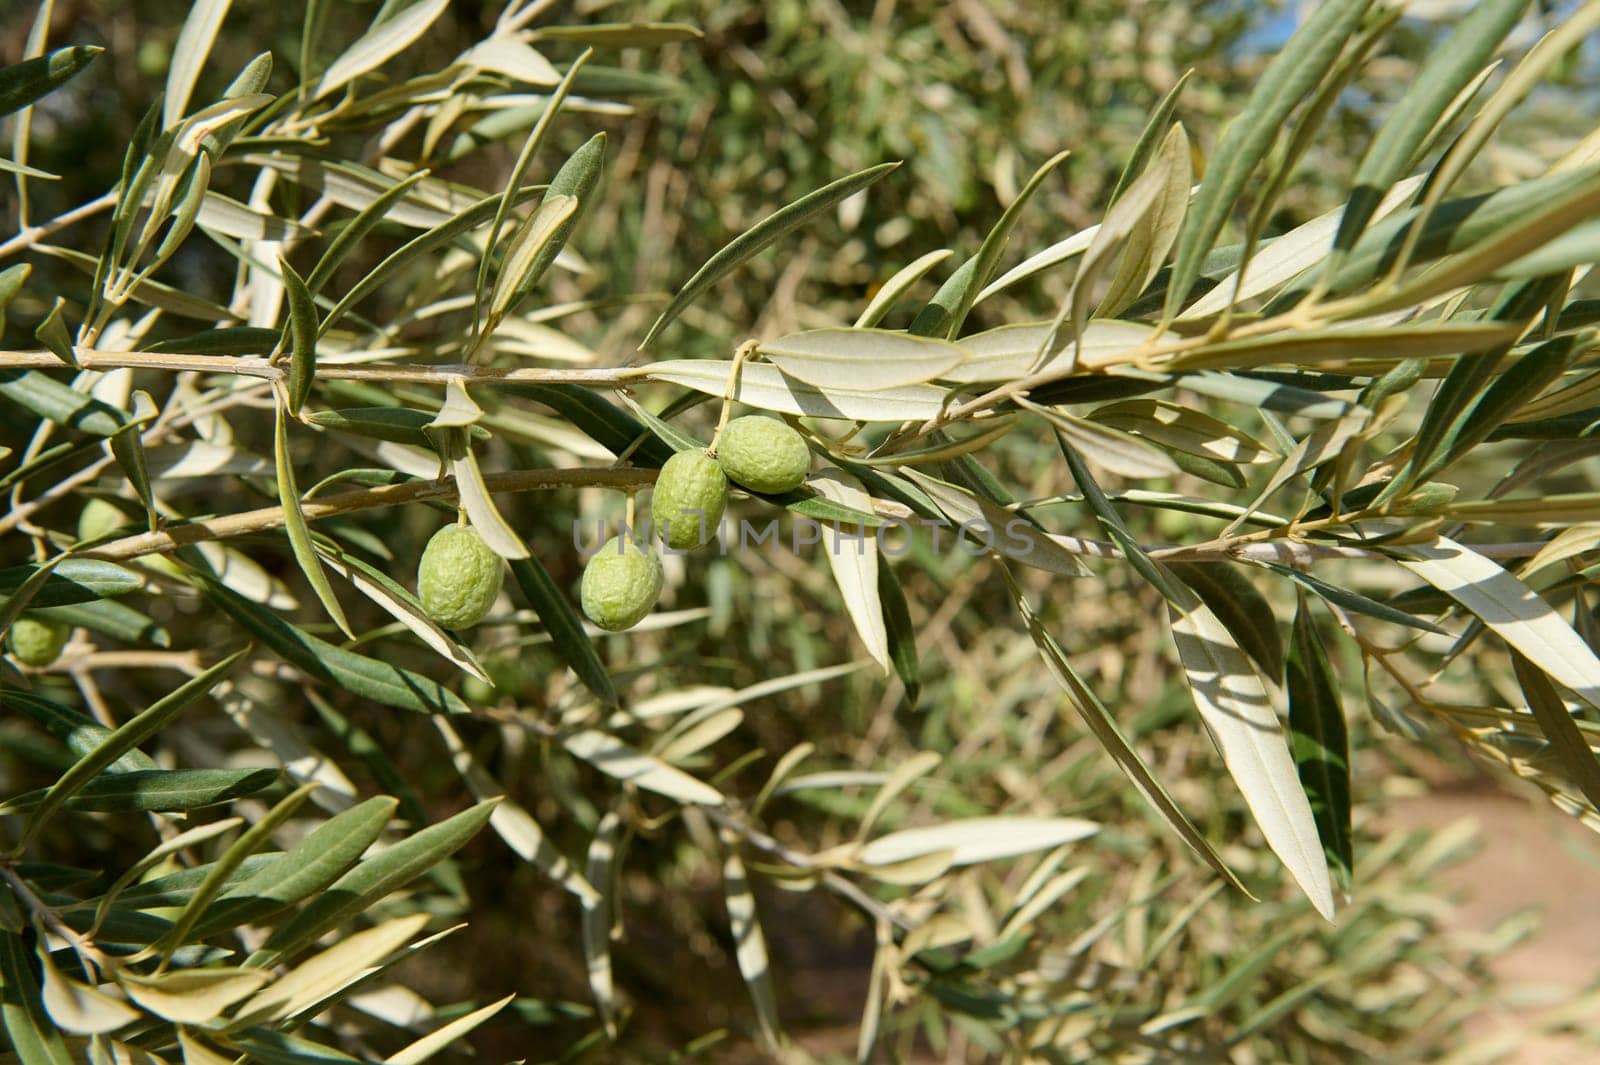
[461,674,498,705]
[8,615,70,667]
[580,536,663,632]
[716,416,810,495]
[78,497,128,542]
[417,524,503,630]
[652,449,729,549]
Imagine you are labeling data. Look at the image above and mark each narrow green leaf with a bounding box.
[279,259,318,418]
[384,994,514,1065]
[910,149,1069,339]
[1168,595,1334,919]
[1163,321,1520,373]
[19,647,247,845]
[644,359,946,421]
[472,49,592,333]
[144,326,281,355]
[165,0,233,127]
[1258,562,1446,634]
[721,841,782,1050]
[304,169,430,296]
[503,383,675,466]
[108,409,156,528]
[0,558,140,608]
[0,263,30,335]
[307,406,482,447]
[877,559,919,707]
[1003,567,1249,896]
[5,768,278,813]
[483,193,578,335]
[0,369,128,436]
[1089,399,1275,464]
[641,162,900,349]
[1331,0,1530,265]
[253,799,497,963]
[944,319,1163,384]
[507,131,608,319]
[2,687,159,771]
[311,0,449,100]
[1396,537,1600,713]
[509,554,617,705]
[430,419,528,560]
[858,817,1098,867]
[275,398,351,637]
[563,730,724,805]
[1286,594,1352,895]
[161,783,319,955]
[854,249,954,328]
[232,1029,363,1065]
[193,796,398,937]
[35,937,140,1033]
[32,299,76,367]
[1097,123,1192,316]
[121,967,269,1026]
[200,578,470,715]
[1164,0,1374,317]
[0,46,102,118]
[1513,652,1600,813]
[1107,70,1193,206]
[581,813,620,1032]
[1166,562,1284,679]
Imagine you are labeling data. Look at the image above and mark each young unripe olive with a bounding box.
[8,615,70,667]
[652,449,728,549]
[580,536,663,632]
[716,416,810,495]
[417,524,503,630]
[77,497,128,542]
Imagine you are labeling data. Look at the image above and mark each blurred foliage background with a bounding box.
[6,1,1600,1062]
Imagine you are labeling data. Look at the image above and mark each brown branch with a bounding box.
[0,349,646,386]
[83,467,658,562]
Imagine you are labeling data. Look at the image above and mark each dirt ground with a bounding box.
[1385,789,1600,1064]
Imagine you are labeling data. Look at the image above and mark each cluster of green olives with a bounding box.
[584,415,811,632]
[412,415,811,637]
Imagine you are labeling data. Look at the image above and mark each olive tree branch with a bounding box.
[80,466,660,562]
[0,348,647,385]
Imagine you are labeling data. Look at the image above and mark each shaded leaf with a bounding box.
[1286,594,1352,895]
[0,46,102,119]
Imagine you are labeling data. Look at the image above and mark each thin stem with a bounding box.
[709,339,757,454]
[0,348,645,385]
[0,190,118,260]
[82,466,658,562]
[0,862,112,976]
